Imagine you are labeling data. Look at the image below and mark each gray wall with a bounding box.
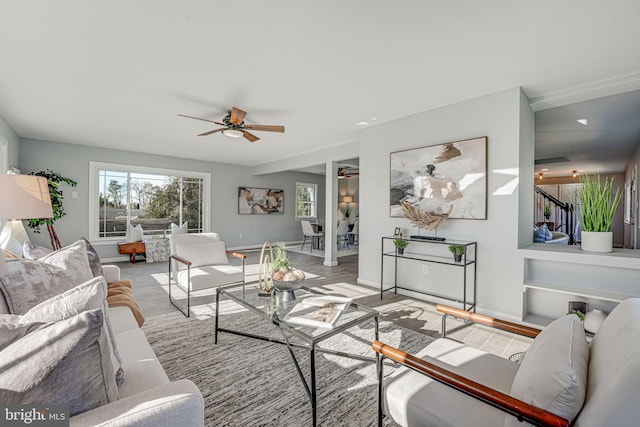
[357,87,532,318]
[18,139,324,259]
[0,113,20,169]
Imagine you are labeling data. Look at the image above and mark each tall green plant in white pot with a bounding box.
[577,174,622,253]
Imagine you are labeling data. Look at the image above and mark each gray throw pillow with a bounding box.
[22,242,53,260]
[0,240,93,314]
[0,308,119,416]
[20,276,124,385]
[81,237,104,278]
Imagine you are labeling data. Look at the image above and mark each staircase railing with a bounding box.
[534,186,576,244]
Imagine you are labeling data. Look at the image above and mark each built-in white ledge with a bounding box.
[519,243,640,270]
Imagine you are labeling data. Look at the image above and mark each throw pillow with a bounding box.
[22,242,53,260]
[506,314,589,426]
[533,224,552,242]
[125,224,144,243]
[0,240,93,314]
[0,308,119,416]
[81,237,104,278]
[171,222,188,235]
[174,241,229,268]
[20,276,124,385]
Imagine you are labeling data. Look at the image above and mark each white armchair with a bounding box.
[168,233,246,317]
[373,299,640,427]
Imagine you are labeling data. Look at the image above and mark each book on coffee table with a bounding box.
[284,296,352,329]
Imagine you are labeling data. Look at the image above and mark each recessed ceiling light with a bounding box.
[541,168,549,171]
[577,119,588,125]
[370,117,377,121]
[355,121,369,126]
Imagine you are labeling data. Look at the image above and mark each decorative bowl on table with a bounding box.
[271,268,305,302]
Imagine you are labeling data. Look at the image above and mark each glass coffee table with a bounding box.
[215,281,379,427]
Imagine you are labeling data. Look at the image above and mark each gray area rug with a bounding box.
[142,301,433,426]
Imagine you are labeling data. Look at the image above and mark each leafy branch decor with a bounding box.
[27,169,77,250]
[400,201,453,230]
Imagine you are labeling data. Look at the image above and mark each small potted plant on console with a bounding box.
[393,238,409,255]
[448,244,465,262]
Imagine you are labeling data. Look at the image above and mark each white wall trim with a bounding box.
[529,72,640,112]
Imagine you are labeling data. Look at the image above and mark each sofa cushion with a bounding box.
[0,309,119,416]
[176,265,244,291]
[126,224,144,243]
[0,240,93,314]
[506,314,589,426]
[175,241,229,268]
[20,276,125,386]
[533,224,552,242]
[171,222,188,235]
[385,338,517,427]
[576,298,640,427]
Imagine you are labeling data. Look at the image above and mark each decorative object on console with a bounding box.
[400,201,453,231]
[271,241,305,302]
[544,204,551,219]
[448,244,465,262]
[126,223,144,243]
[393,238,409,255]
[577,174,622,253]
[26,169,77,250]
[583,308,607,334]
[0,174,54,264]
[390,136,487,219]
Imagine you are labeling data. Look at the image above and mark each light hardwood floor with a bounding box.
[117,250,532,358]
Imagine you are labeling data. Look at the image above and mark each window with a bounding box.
[89,162,210,241]
[296,182,318,219]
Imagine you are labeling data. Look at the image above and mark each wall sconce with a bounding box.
[538,172,543,180]
[572,170,577,178]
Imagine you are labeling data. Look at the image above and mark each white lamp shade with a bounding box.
[0,174,53,219]
[343,196,353,203]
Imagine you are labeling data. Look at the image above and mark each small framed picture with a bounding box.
[394,227,401,236]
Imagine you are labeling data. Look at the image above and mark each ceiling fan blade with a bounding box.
[243,130,260,143]
[230,107,247,125]
[244,124,285,133]
[198,128,225,136]
[178,114,225,126]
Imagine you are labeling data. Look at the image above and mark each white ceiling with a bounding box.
[535,89,640,178]
[1,1,639,168]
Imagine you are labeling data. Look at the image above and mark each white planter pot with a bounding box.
[584,309,607,334]
[581,231,613,253]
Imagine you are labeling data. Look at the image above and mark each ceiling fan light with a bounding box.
[222,129,244,138]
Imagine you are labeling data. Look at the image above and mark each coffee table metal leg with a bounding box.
[310,344,317,427]
[214,289,220,344]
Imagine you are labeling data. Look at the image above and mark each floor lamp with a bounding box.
[0,174,53,275]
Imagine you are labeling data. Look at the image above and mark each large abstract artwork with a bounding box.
[238,187,284,215]
[390,137,487,219]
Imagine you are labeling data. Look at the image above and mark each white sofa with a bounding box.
[70,265,204,426]
[1,263,204,427]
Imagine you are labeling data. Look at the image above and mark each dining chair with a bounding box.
[337,219,349,249]
[347,219,359,248]
[301,220,324,252]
